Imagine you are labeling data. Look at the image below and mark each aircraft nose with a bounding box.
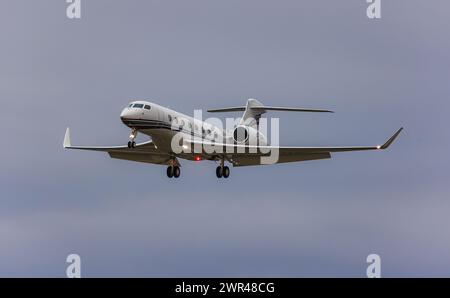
[120,108,132,120]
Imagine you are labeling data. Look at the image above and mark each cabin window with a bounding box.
[168,115,172,122]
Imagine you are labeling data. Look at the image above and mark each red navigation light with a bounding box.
[195,156,202,161]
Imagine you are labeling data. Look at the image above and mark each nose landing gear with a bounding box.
[127,128,137,148]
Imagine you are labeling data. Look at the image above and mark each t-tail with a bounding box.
[208,98,333,126]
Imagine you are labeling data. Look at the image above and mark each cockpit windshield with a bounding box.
[129,103,151,110]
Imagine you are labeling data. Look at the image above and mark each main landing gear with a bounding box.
[127,128,137,148]
[216,166,230,178]
[166,165,181,178]
[216,159,230,178]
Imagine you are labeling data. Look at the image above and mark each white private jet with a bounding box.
[63,98,403,178]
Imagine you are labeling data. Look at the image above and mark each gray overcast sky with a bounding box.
[0,0,449,277]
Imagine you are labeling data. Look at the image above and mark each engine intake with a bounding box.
[233,126,249,143]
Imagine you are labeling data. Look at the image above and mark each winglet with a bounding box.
[379,127,403,149]
[63,127,71,148]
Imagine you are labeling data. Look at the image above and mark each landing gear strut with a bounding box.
[216,158,230,178]
[127,128,137,148]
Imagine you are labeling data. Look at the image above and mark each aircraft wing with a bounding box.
[63,128,173,165]
[188,128,403,166]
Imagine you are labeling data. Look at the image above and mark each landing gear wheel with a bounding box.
[131,141,136,148]
[173,166,180,178]
[222,166,230,178]
[216,166,223,178]
[127,141,132,148]
[166,166,174,178]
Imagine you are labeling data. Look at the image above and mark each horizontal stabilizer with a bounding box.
[207,106,246,113]
[253,106,333,113]
[208,106,333,113]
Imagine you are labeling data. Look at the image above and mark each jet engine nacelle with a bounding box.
[232,126,267,146]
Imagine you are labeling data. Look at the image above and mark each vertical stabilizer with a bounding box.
[239,98,265,126]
